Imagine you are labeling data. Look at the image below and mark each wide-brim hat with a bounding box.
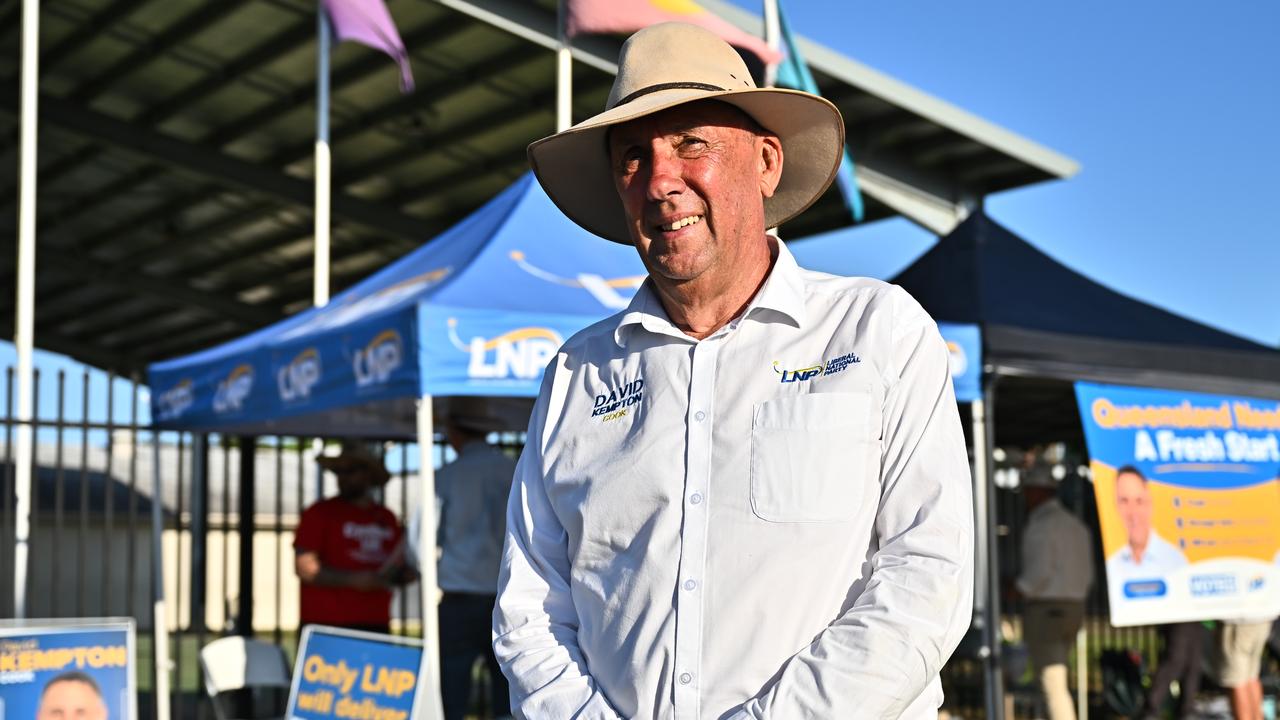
[316,446,391,486]
[528,22,845,244]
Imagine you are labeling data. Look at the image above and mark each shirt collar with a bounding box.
[613,235,808,348]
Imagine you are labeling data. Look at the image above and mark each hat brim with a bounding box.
[528,86,845,244]
[317,455,391,485]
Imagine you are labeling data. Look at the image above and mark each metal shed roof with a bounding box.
[0,0,1077,375]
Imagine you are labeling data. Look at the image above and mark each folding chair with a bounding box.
[199,636,292,720]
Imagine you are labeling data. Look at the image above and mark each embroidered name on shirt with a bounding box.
[592,377,644,419]
[772,351,861,383]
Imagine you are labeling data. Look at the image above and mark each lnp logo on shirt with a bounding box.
[772,351,860,383]
[592,376,644,422]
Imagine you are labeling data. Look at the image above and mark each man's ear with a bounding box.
[758,134,784,198]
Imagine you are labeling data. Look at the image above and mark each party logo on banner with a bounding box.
[1075,382,1280,626]
[447,318,562,382]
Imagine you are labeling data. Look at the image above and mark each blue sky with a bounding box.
[736,0,1280,347]
[2,1,1277,424]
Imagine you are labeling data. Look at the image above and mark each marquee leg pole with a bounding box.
[973,376,1005,720]
[416,395,443,720]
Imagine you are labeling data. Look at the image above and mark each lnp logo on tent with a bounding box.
[449,318,562,381]
[278,348,322,402]
[509,250,644,310]
[354,329,403,388]
[214,364,254,414]
[156,379,194,421]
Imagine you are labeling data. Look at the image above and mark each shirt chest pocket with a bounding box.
[750,389,879,523]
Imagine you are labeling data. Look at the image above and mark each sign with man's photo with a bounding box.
[0,619,136,720]
[1075,382,1280,626]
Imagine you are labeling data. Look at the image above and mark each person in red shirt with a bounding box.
[294,445,412,634]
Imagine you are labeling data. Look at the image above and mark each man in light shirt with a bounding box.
[1105,466,1187,597]
[494,22,974,719]
[1015,459,1093,720]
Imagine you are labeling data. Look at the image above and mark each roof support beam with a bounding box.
[0,85,429,242]
[35,244,281,327]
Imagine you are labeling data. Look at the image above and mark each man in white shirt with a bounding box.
[1016,461,1093,720]
[494,22,974,719]
[407,416,517,720]
[1105,466,1187,599]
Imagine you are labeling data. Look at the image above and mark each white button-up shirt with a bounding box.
[1017,499,1094,602]
[1105,530,1188,604]
[494,240,974,719]
[409,440,517,594]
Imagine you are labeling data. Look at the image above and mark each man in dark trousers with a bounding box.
[406,416,516,720]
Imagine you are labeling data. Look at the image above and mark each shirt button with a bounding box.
[689,493,702,505]
[694,410,706,422]
[684,579,697,591]
[679,672,692,685]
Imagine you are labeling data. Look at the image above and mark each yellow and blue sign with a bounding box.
[938,323,981,402]
[1075,382,1280,626]
[286,626,423,720]
[0,619,136,720]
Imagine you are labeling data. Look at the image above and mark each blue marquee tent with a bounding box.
[148,172,647,438]
[146,173,647,713]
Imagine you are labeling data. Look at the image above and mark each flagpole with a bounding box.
[13,0,39,620]
[556,0,571,132]
[762,0,780,89]
[315,3,332,308]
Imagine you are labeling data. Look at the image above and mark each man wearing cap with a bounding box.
[494,22,973,719]
[295,445,410,634]
[1014,452,1093,720]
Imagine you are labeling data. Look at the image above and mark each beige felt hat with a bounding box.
[528,22,845,244]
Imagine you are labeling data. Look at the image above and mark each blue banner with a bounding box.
[0,620,136,720]
[286,626,422,720]
[937,323,981,403]
[151,309,420,431]
[1075,382,1280,625]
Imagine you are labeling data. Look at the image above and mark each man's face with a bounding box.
[335,465,374,500]
[38,680,107,720]
[607,101,782,286]
[1115,471,1152,547]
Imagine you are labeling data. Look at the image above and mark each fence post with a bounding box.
[235,436,256,636]
[190,434,210,632]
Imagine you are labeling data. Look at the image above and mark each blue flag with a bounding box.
[773,2,864,222]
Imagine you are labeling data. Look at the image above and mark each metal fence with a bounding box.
[6,363,1231,719]
[0,364,530,719]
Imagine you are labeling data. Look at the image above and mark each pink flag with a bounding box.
[323,0,415,92]
[567,0,782,66]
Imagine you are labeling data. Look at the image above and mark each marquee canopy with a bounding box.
[148,173,646,437]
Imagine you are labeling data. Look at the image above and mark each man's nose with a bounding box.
[645,148,685,201]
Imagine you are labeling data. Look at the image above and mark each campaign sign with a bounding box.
[286,626,422,720]
[937,323,981,403]
[1075,382,1280,626]
[0,618,136,720]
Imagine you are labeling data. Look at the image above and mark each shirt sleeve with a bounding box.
[740,287,975,718]
[294,503,325,554]
[492,357,623,720]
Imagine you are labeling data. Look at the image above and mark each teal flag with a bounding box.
[774,2,864,222]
